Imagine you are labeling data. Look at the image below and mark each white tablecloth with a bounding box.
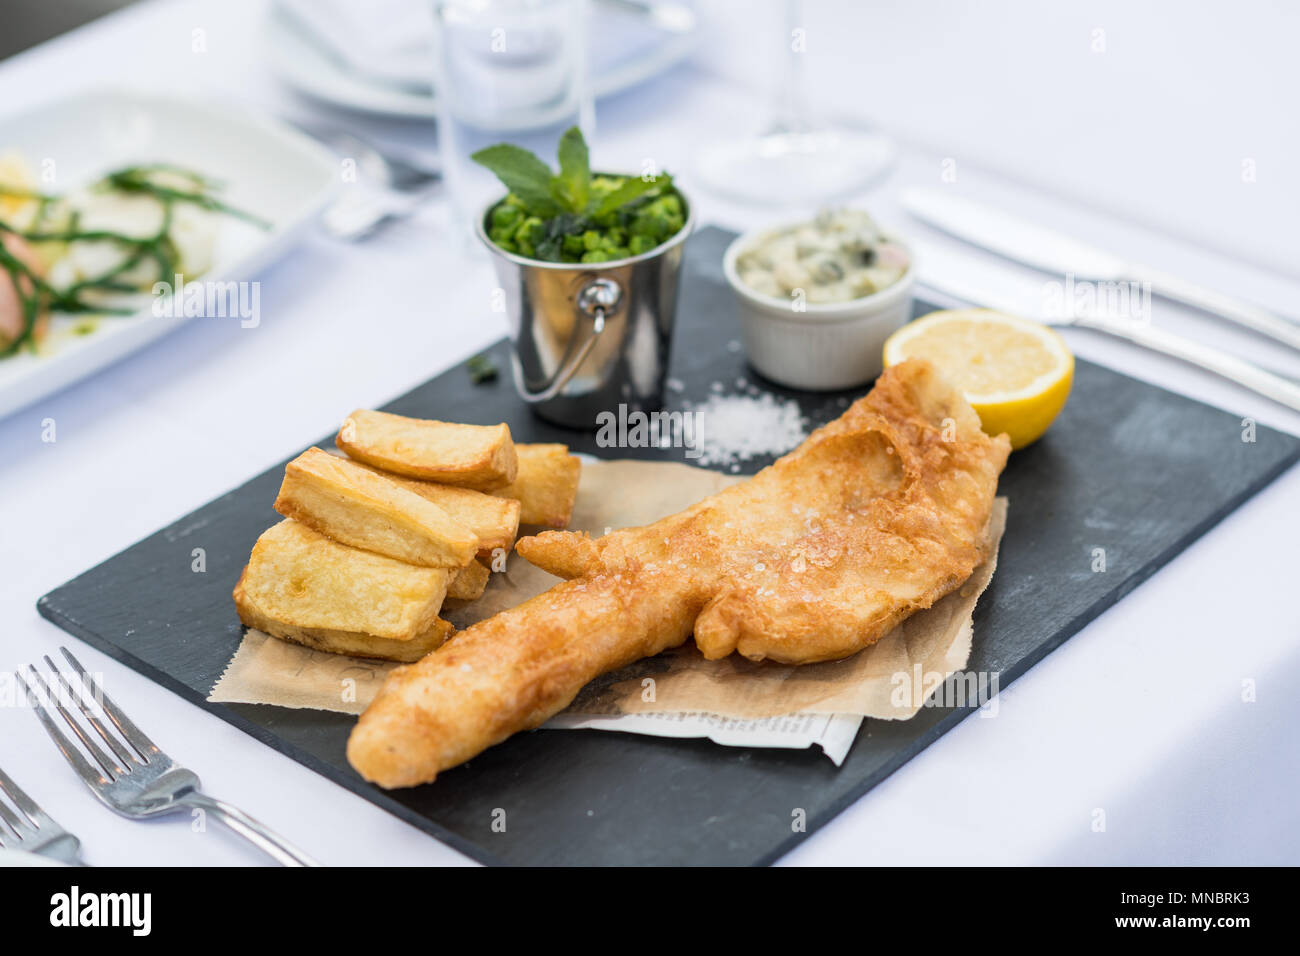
[1,0,1296,865]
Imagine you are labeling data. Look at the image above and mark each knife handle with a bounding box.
[1073,314,1300,412]
[1131,263,1300,353]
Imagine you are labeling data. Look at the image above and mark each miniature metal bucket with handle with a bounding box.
[475,189,695,429]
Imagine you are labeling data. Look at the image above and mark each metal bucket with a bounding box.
[475,188,695,429]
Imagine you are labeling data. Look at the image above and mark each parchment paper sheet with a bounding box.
[210,460,1006,763]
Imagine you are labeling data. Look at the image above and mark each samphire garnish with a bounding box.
[0,164,268,357]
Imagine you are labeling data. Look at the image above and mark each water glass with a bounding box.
[431,0,594,241]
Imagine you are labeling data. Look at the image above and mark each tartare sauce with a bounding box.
[735,209,909,305]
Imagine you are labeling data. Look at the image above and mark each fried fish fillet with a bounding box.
[347,360,1010,787]
[274,448,478,567]
[234,519,453,662]
[337,409,518,489]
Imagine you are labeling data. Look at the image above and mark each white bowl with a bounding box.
[722,226,915,391]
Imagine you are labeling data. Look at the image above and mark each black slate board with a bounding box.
[39,227,1300,866]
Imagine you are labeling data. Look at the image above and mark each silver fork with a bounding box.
[0,764,83,864]
[19,648,320,867]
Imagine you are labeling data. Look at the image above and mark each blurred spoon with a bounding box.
[287,121,441,240]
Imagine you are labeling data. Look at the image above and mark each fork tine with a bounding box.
[17,670,109,787]
[0,764,45,826]
[0,788,29,838]
[44,654,138,768]
[59,648,159,757]
[20,667,118,782]
[0,765,37,840]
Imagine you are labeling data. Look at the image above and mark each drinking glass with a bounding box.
[431,0,595,244]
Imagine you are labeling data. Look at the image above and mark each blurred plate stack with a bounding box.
[266,0,698,118]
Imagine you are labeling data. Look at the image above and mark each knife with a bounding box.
[901,188,1300,353]
[913,243,1300,414]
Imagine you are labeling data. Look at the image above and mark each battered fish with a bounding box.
[347,360,1010,788]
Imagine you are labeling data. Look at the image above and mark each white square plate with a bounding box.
[0,89,337,419]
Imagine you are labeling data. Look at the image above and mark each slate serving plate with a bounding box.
[39,227,1300,866]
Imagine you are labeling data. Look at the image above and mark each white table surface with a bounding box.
[1,0,1297,866]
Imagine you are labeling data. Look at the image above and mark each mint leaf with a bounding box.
[553,126,590,213]
[591,172,673,217]
[470,144,560,217]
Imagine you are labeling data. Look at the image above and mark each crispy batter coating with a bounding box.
[348,360,1010,787]
[347,568,702,785]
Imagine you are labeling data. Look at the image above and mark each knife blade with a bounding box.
[913,243,1300,414]
[901,188,1300,352]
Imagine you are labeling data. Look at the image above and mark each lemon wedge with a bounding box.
[883,308,1074,449]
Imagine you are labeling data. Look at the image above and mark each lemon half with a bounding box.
[883,308,1074,449]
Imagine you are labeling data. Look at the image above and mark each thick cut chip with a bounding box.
[274,448,477,567]
[337,409,517,489]
[447,559,491,601]
[235,586,452,662]
[496,443,581,527]
[233,520,452,662]
[347,460,520,555]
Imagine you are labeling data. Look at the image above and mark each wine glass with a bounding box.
[695,0,894,204]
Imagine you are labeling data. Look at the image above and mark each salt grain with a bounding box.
[685,391,808,468]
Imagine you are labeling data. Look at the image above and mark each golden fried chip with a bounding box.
[337,409,517,489]
[274,448,477,567]
[496,443,581,527]
[347,461,520,555]
[233,519,452,662]
[235,585,452,662]
[447,559,491,601]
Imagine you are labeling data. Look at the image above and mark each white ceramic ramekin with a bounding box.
[722,226,916,390]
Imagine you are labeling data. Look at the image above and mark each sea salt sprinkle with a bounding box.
[683,389,809,468]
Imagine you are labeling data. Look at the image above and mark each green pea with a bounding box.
[491,204,522,230]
